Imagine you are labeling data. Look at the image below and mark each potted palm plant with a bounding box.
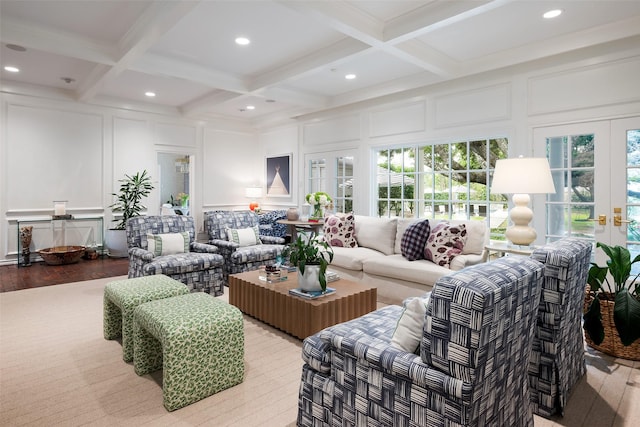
[105,170,154,257]
[285,232,334,292]
[584,242,640,360]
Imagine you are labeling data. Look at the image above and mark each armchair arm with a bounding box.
[324,332,470,400]
[129,247,154,261]
[259,235,285,244]
[208,239,240,250]
[191,242,219,253]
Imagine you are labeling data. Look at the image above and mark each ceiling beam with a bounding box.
[77,0,200,102]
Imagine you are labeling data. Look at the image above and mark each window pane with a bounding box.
[628,206,640,242]
[571,135,594,167]
[452,142,468,170]
[628,130,640,167]
[433,144,449,168]
[571,204,595,239]
[629,168,640,204]
[470,140,487,169]
[571,170,594,202]
[489,138,508,167]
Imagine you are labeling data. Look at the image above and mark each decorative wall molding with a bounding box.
[302,114,360,145]
[368,101,426,138]
[528,57,640,115]
[434,83,511,129]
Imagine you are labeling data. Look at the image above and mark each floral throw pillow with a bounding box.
[400,219,431,261]
[424,222,467,268]
[323,212,357,248]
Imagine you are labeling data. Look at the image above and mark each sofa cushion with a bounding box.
[354,216,397,255]
[323,212,357,248]
[400,219,431,261]
[424,222,467,268]
[147,232,190,256]
[391,295,431,353]
[226,226,261,247]
[331,246,385,271]
[363,254,452,285]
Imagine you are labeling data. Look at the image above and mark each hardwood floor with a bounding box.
[0,256,129,293]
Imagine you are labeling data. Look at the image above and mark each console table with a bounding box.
[16,216,104,267]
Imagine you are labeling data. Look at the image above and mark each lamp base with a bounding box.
[506,193,536,246]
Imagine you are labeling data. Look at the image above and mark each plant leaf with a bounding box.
[587,264,608,293]
[583,295,605,345]
[613,291,640,346]
[597,242,631,291]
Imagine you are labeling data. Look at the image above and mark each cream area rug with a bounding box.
[0,277,301,426]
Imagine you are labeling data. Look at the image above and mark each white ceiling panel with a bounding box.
[1,0,639,125]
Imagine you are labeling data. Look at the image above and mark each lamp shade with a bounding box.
[491,157,555,194]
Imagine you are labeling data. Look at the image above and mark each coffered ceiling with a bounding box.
[2,0,640,127]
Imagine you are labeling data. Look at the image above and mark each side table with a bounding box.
[276,219,324,240]
[484,242,534,262]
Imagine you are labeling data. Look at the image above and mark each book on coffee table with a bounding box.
[289,287,336,300]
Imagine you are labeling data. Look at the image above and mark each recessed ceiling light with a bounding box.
[543,9,562,19]
[345,74,356,80]
[145,91,156,97]
[246,105,255,110]
[60,77,75,84]
[235,37,250,46]
[4,66,19,73]
[265,99,275,103]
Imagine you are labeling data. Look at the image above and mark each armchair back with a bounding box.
[529,237,592,417]
[205,210,258,241]
[127,216,195,250]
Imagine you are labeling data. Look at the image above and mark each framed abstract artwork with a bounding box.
[265,154,291,197]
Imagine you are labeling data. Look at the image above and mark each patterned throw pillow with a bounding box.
[225,226,261,247]
[424,222,467,267]
[147,232,190,256]
[400,219,431,261]
[323,212,357,248]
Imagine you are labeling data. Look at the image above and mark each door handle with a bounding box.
[587,214,607,226]
[613,207,631,227]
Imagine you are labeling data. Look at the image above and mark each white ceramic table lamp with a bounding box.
[491,157,555,246]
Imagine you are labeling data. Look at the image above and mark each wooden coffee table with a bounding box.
[228,270,377,339]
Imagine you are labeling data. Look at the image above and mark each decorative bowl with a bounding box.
[39,246,86,265]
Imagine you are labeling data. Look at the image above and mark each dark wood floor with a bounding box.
[0,257,129,293]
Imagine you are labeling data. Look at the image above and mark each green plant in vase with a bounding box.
[584,242,640,347]
[285,232,334,292]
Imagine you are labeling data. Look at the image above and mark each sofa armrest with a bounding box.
[449,253,485,271]
[209,239,239,250]
[129,247,154,261]
[259,235,285,244]
[191,242,219,253]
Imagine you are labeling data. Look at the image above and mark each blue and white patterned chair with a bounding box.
[204,210,286,284]
[127,216,225,295]
[297,256,544,427]
[258,209,288,239]
[528,238,592,417]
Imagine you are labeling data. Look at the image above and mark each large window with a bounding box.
[375,138,509,239]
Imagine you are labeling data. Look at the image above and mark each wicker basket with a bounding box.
[583,288,640,361]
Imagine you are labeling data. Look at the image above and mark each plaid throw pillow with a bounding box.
[400,219,431,261]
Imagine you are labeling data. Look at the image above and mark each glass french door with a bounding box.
[304,150,356,214]
[533,117,640,267]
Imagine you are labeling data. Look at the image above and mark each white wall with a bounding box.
[2,49,640,264]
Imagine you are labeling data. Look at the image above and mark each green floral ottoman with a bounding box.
[103,275,190,362]
[132,292,245,411]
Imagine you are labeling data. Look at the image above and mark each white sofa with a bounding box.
[329,215,489,304]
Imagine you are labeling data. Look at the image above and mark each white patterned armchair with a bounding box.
[204,210,286,284]
[298,256,544,427]
[127,216,225,295]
